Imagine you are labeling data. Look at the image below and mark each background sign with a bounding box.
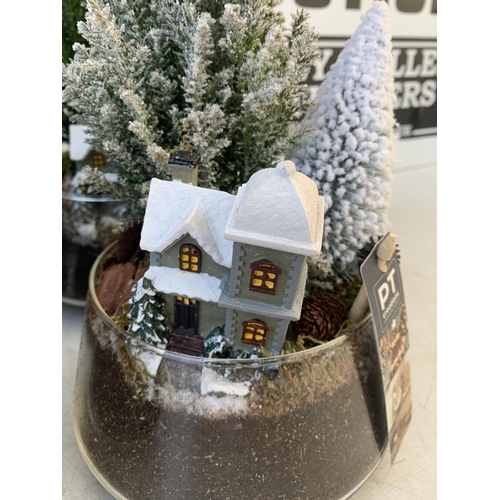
[278,0,437,165]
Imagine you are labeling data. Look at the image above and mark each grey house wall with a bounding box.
[151,233,227,280]
[219,242,309,354]
[151,233,229,337]
[225,309,290,353]
[219,243,307,319]
[162,294,226,337]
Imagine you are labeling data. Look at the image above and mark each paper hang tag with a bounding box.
[360,233,412,465]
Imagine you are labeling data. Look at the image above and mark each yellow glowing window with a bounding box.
[241,320,269,346]
[178,244,202,273]
[249,260,282,295]
[176,296,197,305]
[92,153,105,169]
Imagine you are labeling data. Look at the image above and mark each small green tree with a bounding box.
[62,0,320,228]
[127,277,167,346]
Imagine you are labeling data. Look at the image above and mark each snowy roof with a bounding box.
[69,125,93,161]
[224,161,324,256]
[145,266,222,303]
[140,178,236,268]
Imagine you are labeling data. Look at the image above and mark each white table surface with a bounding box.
[62,164,437,500]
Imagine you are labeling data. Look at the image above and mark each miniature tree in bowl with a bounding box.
[68,1,399,498]
[62,0,320,228]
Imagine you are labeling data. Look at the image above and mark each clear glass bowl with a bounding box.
[74,243,388,500]
[62,192,122,306]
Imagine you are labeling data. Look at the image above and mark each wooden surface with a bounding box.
[62,164,437,500]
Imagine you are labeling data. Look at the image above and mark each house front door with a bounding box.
[174,296,199,334]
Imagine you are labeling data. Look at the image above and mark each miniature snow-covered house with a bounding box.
[140,152,324,356]
[69,124,107,171]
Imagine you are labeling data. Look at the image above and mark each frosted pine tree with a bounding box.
[290,1,395,273]
[62,0,319,227]
[127,277,167,346]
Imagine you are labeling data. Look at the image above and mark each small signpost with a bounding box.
[352,233,413,464]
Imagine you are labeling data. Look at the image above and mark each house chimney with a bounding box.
[168,150,200,186]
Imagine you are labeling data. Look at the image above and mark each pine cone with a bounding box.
[292,292,349,342]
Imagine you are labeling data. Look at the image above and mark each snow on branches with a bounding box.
[290,1,396,272]
[127,277,167,346]
[62,0,320,227]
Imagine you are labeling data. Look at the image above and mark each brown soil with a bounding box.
[74,309,387,500]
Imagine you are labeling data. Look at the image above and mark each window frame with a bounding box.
[92,153,105,169]
[241,319,269,346]
[178,244,202,273]
[248,260,282,295]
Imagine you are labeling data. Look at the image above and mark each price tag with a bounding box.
[360,233,412,464]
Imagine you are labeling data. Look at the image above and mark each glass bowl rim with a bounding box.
[62,191,117,203]
[88,241,371,368]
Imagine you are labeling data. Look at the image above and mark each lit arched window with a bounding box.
[179,244,201,273]
[249,260,282,295]
[92,153,105,169]
[241,319,269,346]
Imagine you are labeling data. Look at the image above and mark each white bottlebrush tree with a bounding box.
[290,0,395,273]
[127,277,167,346]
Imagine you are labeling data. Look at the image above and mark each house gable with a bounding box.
[141,178,236,268]
[153,233,228,280]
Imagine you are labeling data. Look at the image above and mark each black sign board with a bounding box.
[360,234,412,463]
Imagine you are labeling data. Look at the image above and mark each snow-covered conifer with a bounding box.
[62,0,319,227]
[290,1,395,272]
[127,277,167,346]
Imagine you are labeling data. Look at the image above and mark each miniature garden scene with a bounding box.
[63,0,405,499]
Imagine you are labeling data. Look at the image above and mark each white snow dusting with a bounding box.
[290,1,395,269]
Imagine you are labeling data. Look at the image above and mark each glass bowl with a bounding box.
[62,192,122,306]
[74,242,388,500]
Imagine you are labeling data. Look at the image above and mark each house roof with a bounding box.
[69,125,93,161]
[140,178,236,268]
[224,161,324,256]
[145,266,222,303]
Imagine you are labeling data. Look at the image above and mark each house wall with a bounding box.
[162,293,226,338]
[153,233,227,280]
[153,233,229,338]
[226,309,290,353]
[227,243,306,309]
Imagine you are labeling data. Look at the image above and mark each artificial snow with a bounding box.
[140,178,236,268]
[145,266,223,303]
[129,343,165,377]
[224,161,324,256]
[200,367,250,397]
[155,367,256,418]
[290,1,395,269]
[158,386,250,419]
[76,222,97,241]
[129,276,155,303]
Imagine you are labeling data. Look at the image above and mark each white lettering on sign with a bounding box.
[394,48,437,78]
[382,291,401,320]
[378,283,390,310]
[278,0,437,39]
[394,80,437,110]
[378,268,397,310]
